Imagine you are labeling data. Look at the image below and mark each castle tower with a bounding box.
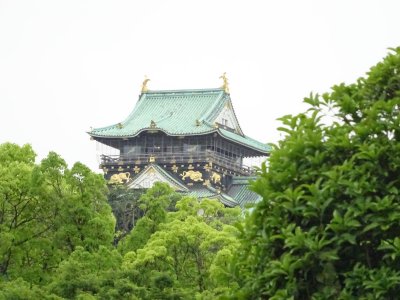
[89,79,270,207]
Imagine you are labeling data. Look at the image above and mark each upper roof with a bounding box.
[89,88,271,154]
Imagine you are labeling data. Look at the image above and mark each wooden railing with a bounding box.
[100,150,255,175]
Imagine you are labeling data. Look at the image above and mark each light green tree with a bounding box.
[47,246,122,299]
[0,144,115,285]
[120,192,241,299]
[0,278,61,300]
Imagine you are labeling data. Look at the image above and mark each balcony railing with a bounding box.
[100,150,255,175]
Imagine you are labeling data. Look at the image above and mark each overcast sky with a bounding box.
[1,0,399,171]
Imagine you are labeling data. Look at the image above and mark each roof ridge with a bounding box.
[144,88,225,94]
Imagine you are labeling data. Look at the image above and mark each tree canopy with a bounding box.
[233,48,400,298]
[0,147,242,299]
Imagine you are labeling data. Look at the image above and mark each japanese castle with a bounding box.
[89,75,270,208]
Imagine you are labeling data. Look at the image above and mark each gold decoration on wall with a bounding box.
[211,172,221,184]
[188,164,194,170]
[203,163,212,172]
[135,159,141,165]
[149,156,156,162]
[171,165,178,173]
[219,72,230,94]
[133,166,141,174]
[108,172,130,184]
[118,166,124,172]
[180,170,204,182]
[203,179,210,186]
[141,76,150,93]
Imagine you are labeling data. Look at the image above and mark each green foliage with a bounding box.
[107,186,144,242]
[233,47,400,298]
[0,143,115,285]
[48,246,122,299]
[118,182,181,253]
[0,278,60,300]
[0,147,241,299]
[118,188,241,299]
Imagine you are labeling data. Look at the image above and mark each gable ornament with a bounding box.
[141,76,150,93]
[219,72,230,94]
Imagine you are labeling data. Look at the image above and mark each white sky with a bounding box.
[0,0,399,172]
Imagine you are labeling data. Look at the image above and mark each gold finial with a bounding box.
[150,120,156,128]
[219,72,229,94]
[141,75,150,93]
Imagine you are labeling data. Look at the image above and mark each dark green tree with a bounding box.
[232,48,400,298]
[107,186,144,243]
[118,182,181,253]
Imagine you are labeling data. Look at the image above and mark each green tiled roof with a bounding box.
[186,187,217,198]
[231,176,258,185]
[91,89,225,137]
[218,129,272,153]
[89,88,270,154]
[185,186,238,207]
[227,176,262,208]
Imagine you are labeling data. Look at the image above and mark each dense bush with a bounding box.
[232,48,400,298]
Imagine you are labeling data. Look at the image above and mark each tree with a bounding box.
[0,278,60,300]
[118,182,181,253]
[117,185,241,299]
[231,48,400,299]
[107,186,144,243]
[0,144,115,284]
[47,246,122,299]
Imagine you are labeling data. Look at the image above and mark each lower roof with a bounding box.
[125,163,261,208]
